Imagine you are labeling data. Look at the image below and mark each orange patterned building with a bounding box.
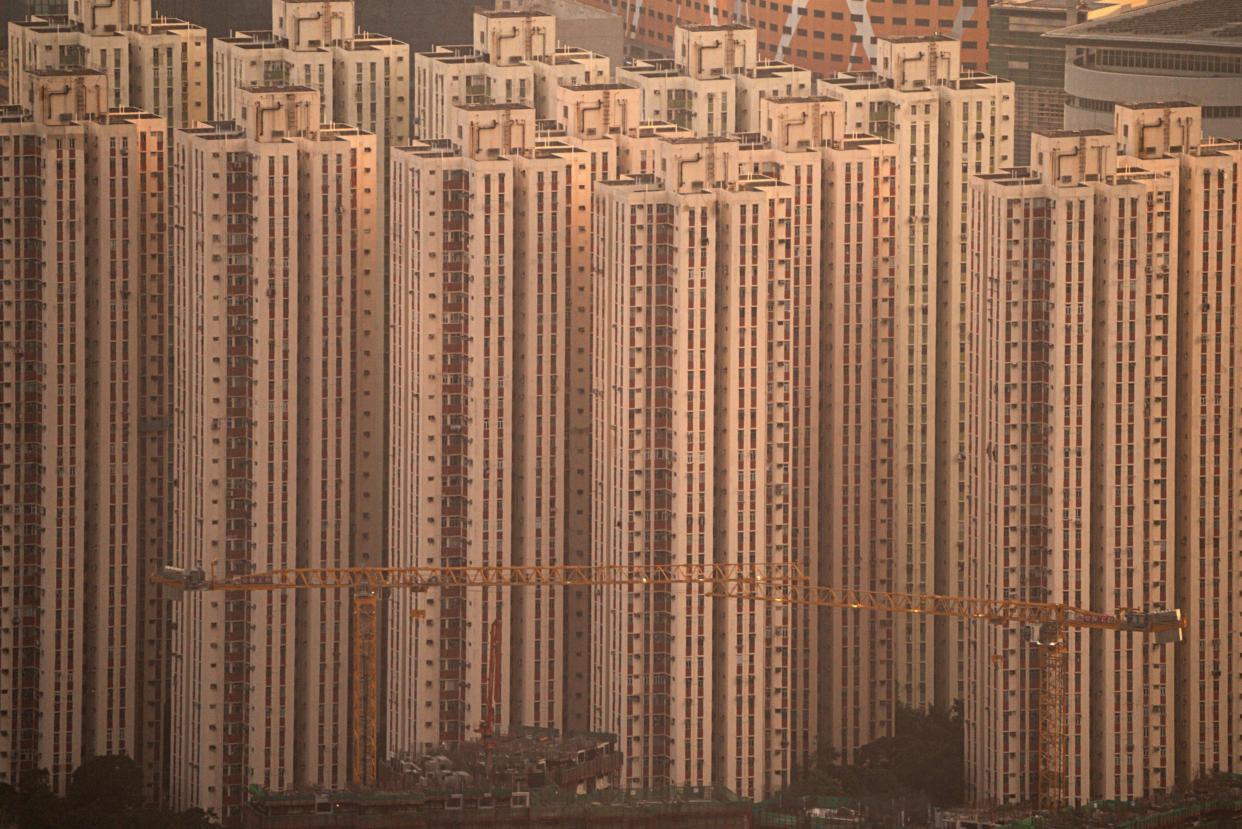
[576,0,988,76]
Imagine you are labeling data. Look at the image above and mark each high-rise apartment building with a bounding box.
[553,82,642,736]
[493,0,625,66]
[745,91,909,764]
[1105,103,1242,790]
[400,18,1035,804]
[574,0,989,77]
[168,83,381,821]
[387,86,624,754]
[962,105,1240,804]
[82,101,174,803]
[391,8,637,755]
[1087,109,1180,800]
[966,148,1092,806]
[0,66,170,797]
[388,102,528,756]
[808,110,902,759]
[4,4,1238,816]
[508,128,611,734]
[0,67,96,796]
[1171,130,1242,791]
[8,0,207,129]
[616,24,751,137]
[591,127,821,800]
[609,23,814,138]
[817,37,1015,738]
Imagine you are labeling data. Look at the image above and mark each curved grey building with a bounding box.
[1047,0,1242,138]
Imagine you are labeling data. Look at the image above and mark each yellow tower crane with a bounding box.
[153,562,1184,809]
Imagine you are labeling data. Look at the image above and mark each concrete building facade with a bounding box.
[963,106,1240,803]
[965,137,1100,804]
[413,10,613,144]
[0,66,171,798]
[817,127,901,761]
[493,0,625,67]
[168,84,380,821]
[6,7,1242,816]
[0,69,95,795]
[387,87,624,756]
[818,37,1015,738]
[387,105,527,758]
[81,102,174,801]
[213,0,410,156]
[591,128,822,800]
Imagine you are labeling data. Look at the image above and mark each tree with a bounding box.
[0,757,219,829]
[13,769,63,829]
[775,702,967,811]
[853,702,965,807]
[68,755,145,814]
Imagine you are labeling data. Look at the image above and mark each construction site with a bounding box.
[151,563,1200,828]
[239,729,754,828]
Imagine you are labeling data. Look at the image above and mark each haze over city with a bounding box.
[0,0,1240,827]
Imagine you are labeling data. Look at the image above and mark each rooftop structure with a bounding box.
[1049,0,1242,49]
[1047,0,1242,137]
[212,0,410,153]
[6,0,207,127]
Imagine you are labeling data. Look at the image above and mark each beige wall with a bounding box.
[819,135,901,759]
[509,140,604,731]
[591,178,717,791]
[965,165,1095,804]
[213,37,334,126]
[170,122,301,820]
[713,172,820,799]
[936,74,1016,713]
[127,21,209,130]
[8,22,131,111]
[82,108,172,800]
[1088,163,1177,798]
[590,131,822,799]
[294,124,380,791]
[1172,138,1242,787]
[414,48,533,141]
[387,140,515,755]
[962,121,1208,804]
[0,101,88,797]
[169,83,381,818]
[615,63,735,137]
[734,64,813,133]
[820,38,1016,740]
